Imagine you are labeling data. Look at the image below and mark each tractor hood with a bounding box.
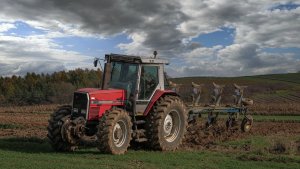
[77,87,123,94]
[75,88,126,120]
[76,88,126,103]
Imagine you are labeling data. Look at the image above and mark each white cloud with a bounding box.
[0,34,94,76]
[0,23,16,32]
[118,32,152,56]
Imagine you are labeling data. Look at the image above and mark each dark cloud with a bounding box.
[0,0,187,51]
[0,0,299,76]
[218,43,300,71]
[0,63,19,76]
[219,44,261,68]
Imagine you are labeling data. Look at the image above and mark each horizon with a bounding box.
[1,67,299,79]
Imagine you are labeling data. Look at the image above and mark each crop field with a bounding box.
[0,73,300,169]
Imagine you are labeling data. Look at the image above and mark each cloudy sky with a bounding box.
[0,0,299,77]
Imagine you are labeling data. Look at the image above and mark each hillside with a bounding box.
[171,73,300,104]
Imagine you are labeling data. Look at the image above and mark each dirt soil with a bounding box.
[181,119,300,151]
[0,112,49,138]
[1,112,300,151]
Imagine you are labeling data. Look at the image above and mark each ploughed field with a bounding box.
[0,74,300,168]
[0,105,299,169]
[1,104,300,142]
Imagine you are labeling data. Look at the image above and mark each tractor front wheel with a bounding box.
[47,105,77,151]
[146,95,187,151]
[96,108,132,155]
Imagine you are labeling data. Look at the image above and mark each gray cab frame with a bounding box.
[102,54,168,115]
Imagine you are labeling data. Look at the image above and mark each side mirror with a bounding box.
[94,58,99,67]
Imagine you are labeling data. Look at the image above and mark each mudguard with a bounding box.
[143,89,178,116]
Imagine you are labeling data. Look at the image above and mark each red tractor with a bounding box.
[47,52,187,154]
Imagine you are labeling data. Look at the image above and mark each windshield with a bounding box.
[108,62,138,97]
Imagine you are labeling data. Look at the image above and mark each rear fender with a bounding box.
[143,90,178,116]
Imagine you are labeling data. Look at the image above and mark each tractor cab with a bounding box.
[99,53,170,115]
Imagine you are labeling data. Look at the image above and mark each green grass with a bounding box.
[0,137,299,169]
[0,123,24,129]
[218,135,269,149]
[219,135,300,156]
[251,115,300,122]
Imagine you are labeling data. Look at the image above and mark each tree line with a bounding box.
[0,69,102,106]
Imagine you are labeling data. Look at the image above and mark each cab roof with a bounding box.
[105,53,169,65]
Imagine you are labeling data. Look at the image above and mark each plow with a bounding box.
[185,82,253,132]
[47,52,254,154]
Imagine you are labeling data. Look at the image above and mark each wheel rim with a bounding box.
[245,121,252,131]
[243,116,253,132]
[245,124,250,130]
[163,110,181,143]
[113,120,127,147]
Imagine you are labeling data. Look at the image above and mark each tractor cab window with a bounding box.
[138,66,159,100]
[109,62,138,99]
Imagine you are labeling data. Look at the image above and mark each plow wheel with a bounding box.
[47,105,77,151]
[241,115,253,132]
[146,95,187,151]
[96,108,132,155]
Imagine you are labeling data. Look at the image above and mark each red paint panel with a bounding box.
[88,107,101,120]
[143,90,177,116]
[85,89,126,121]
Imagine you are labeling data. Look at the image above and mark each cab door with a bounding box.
[135,65,162,115]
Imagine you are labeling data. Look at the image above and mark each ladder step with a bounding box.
[134,120,146,125]
[135,138,147,142]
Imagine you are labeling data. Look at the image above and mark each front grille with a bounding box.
[72,92,89,118]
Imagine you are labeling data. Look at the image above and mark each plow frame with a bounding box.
[187,105,252,131]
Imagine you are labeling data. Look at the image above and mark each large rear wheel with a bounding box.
[47,105,77,151]
[146,95,187,151]
[96,108,132,154]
